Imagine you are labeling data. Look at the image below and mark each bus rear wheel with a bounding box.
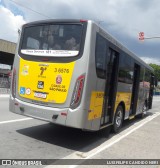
[112,105,124,133]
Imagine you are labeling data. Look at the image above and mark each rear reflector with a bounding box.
[14,103,19,106]
[61,112,67,116]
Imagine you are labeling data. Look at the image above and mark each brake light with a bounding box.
[41,58,49,61]
[12,68,16,98]
[70,74,85,109]
[80,19,87,22]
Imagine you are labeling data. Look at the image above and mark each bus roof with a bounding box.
[23,19,87,27]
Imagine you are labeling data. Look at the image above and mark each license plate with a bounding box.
[34,92,47,99]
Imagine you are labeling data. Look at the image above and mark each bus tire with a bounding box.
[112,105,124,133]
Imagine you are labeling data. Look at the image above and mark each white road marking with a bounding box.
[69,112,160,168]
[85,112,160,158]
[0,94,9,98]
[44,111,160,168]
[0,118,33,124]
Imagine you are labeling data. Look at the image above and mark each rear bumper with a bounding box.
[9,96,82,129]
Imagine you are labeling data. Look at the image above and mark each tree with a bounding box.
[149,63,160,81]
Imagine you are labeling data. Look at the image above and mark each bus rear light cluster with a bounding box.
[12,68,16,98]
[70,74,85,109]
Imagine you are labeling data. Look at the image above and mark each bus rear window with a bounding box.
[20,24,83,57]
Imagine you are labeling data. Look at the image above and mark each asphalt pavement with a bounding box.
[0,95,160,168]
[75,96,160,168]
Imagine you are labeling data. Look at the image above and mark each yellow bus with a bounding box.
[9,19,156,133]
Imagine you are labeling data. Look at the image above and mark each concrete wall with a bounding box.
[0,39,16,54]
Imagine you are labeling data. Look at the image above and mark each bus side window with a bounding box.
[118,55,134,84]
[95,33,107,79]
[144,70,151,88]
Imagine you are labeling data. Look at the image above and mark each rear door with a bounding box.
[101,48,119,126]
[130,63,140,115]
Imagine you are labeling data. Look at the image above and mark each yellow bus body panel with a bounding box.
[18,58,75,104]
[115,92,131,112]
[88,91,131,121]
[88,91,104,120]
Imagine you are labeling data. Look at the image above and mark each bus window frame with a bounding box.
[18,21,88,63]
[95,33,108,79]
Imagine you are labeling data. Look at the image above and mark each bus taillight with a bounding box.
[80,19,87,22]
[12,68,16,98]
[70,74,85,109]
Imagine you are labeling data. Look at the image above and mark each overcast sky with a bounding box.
[0,0,160,64]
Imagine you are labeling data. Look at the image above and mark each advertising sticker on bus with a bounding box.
[56,75,62,84]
